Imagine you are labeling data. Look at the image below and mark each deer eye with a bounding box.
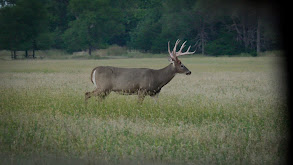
[180,64,184,68]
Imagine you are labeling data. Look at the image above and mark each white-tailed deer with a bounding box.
[85,39,195,103]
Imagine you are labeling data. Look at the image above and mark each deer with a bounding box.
[85,39,195,104]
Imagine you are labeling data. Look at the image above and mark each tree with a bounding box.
[0,0,49,58]
[0,5,17,58]
[225,1,277,55]
[1,0,282,57]
[46,0,73,49]
[63,0,124,55]
[128,0,164,52]
[0,0,16,7]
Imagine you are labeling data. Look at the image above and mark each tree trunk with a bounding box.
[201,22,205,55]
[13,50,16,59]
[200,18,205,55]
[10,50,13,59]
[25,50,28,58]
[32,39,36,58]
[241,10,249,50]
[256,16,261,55]
[89,45,92,56]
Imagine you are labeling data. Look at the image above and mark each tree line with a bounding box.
[0,0,282,58]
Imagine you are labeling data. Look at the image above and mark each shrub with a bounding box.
[205,32,245,56]
[106,45,127,56]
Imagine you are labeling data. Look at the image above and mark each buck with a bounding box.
[85,39,195,103]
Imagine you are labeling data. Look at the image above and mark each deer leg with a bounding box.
[151,93,159,104]
[96,91,110,101]
[137,90,146,104]
[85,89,109,104]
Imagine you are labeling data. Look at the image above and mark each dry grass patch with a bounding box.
[0,56,288,164]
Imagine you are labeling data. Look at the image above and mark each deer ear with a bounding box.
[168,57,175,64]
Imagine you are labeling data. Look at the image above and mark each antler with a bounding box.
[168,39,196,60]
[168,41,174,59]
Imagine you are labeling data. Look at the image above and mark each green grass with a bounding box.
[0,56,288,164]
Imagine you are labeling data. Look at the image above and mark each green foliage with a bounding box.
[63,0,124,54]
[0,4,27,50]
[36,32,54,50]
[0,0,50,52]
[46,0,73,49]
[205,31,245,56]
[129,20,162,52]
[128,0,163,52]
[62,18,90,53]
[0,0,283,56]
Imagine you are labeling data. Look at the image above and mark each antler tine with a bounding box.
[168,41,172,55]
[173,39,180,54]
[178,41,187,54]
[168,41,175,59]
[168,39,195,60]
[176,45,196,57]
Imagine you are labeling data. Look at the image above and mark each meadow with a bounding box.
[0,56,288,164]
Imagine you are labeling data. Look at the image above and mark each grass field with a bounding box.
[0,56,288,164]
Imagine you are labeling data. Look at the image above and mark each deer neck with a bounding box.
[155,64,176,88]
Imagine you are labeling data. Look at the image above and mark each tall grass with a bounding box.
[0,57,288,164]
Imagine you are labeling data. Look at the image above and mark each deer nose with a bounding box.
[186,71,191,75]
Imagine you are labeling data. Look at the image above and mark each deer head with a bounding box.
[168,39,195,75]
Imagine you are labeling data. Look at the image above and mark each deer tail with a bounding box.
[91,68,97,86]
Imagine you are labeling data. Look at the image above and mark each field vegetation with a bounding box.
[0,55,288,164]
